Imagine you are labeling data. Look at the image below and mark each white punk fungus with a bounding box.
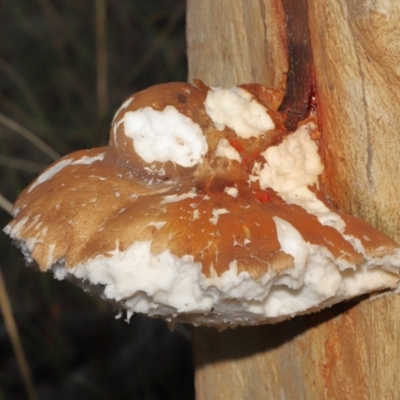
[47,238,400,326]
[123,106,208,167]
[204,86,275,138]
[256,123,345,230]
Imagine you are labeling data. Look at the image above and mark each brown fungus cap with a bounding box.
[4,82,400,327]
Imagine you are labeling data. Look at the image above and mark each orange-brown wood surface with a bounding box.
[187,0,400,399]
[194,295,400,400]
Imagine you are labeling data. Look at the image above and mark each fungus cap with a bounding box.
[4,82,400,327]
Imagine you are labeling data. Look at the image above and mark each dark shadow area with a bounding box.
[0,254,195,400]
[194,295,366,364]
[1,1,193,399]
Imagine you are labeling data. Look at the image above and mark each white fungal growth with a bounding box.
[45,238,400,326]
[192,209,200,221]
[142,221,166,230]
[273,217,310,288]
[215,138,242,162]
[3,216,29,238]
[209,208,230,225]
[123,106,208,167]
[6,84,400,329]
[161,189,198,204]
[28,153,105,193]
[224,187,239,197]
[258,123,323,198]
[143,166,166,176]
[204,86,275,138]
[112,96,134,124]
[46,243,56,269]
[112,96,134,143]
[256,123,345,230]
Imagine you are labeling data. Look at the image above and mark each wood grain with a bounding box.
[195,294,400,400]
[309,0,400,242]
[186,0,288,88]
[187,0,400,398]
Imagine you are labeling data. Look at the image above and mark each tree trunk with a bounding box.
[187,0,400,399]
[186,0,288,89]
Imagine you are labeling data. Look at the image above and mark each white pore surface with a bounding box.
[123,106,208,167]
[28,153,105,193]
[204,87,275,138]
[47,217,400,326]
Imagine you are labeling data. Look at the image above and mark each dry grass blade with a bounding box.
[1,2,191,398]
[0,194,13,214]
[96,0,108,119]
[126,1,185,82]
[0,57,48,126]
[0,113,60,161]
[0,155,46,173]
[0,268,38,400]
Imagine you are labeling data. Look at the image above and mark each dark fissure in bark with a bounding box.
[278,0,315,131]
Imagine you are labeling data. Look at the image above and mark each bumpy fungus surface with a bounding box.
[5,82,400,326]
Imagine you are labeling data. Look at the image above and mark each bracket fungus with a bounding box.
[4,82,400,327]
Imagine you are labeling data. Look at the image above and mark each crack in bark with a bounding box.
[278,0,315,131]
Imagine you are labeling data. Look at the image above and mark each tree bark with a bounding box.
[187,0,400,399]
[186,0,288,88]
[309,1,400,240]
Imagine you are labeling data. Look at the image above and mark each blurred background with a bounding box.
[0,1,194,399]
